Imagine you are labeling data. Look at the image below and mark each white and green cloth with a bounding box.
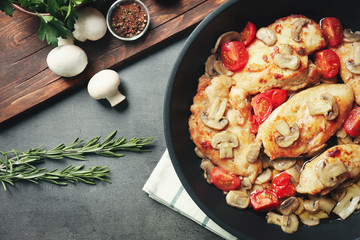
[143,150,237,240]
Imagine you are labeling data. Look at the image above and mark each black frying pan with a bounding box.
[164,0,360,238]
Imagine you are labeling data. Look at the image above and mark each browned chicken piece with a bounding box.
[297,144,360,195]
[257,84,354,160]
[332,41,360,105]
[232,15,326,95]
[189,74,262,182]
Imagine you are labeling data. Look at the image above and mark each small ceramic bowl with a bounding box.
[106,0,150,41]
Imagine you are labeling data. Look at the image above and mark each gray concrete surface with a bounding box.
[0,35,224,240]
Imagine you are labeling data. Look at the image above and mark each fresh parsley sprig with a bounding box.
[0,130,154,190]
[1,0,107,46]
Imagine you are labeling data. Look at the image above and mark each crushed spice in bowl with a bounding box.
[106,0,150,41]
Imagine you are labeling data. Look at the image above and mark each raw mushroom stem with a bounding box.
[107,91,126,107]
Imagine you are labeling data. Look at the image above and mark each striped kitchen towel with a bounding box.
[142,149,237,240]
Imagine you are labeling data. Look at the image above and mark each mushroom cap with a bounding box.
[87,69,121,100]
[46,45,88,77]
[57,36,74,46]
[73,7,107,42]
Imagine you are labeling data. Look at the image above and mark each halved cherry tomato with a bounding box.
[250,114,259,134]
[343,107,360,137]
[212,167,241,192]
[321,17,343,46]
[221,41,249,71]
[263,89,287,108]
[250,189,279,211]
[271,172,296,198]
[251,94,273,124]
[315,49,340,78]
[240,22,256,46]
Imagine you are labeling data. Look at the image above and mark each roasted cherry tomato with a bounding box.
[251,94,273,124]
[271,172,296,198]
[263,89,287,108]
[250,114,259,134]
[343,107,360,137]
[315,49,340,78]
[321,17,343,46]
[250,189,279,211]
[221,41,249,71]
[212,167,241,192]
[240,21,256,46]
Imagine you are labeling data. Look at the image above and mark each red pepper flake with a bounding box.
[274,73,283,79]
[201,141,212,150]
[327,147,341,158]
[111,2,148,38]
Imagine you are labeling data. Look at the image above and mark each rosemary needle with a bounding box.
[0,130,154,190]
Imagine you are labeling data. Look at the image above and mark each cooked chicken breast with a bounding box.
[332,42,360,105]
[257,84,354,160]
[232,15,326,95]
[297,144,360,195]
[189,74,262,182]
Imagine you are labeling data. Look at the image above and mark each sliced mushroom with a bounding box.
[241,177,253,190]
[353,42,360,65]
[346,60,360,74]
[299,211,328,226]
[212,31,241,54]
[318,197,336,214]
[304,199,320,213]
[246,142,261,163]
[272,158,296,171]
[266,211,283,226]
[211,131,239,158]
[256,27,277,46]
[343,29,360,43]
[205,54,218,77]
[285,163,302,184]
[267,212,299,234]
[201,112,228,130]
[291,18,311,42]
[213,60,234,76]
[201,98,229,130]
[294,198,305,215]
[307,93,339,120]
[315,158,348,188]
[278,197,300,215]
[255,169,272,184]
[273,53,301,70]
[345,40,360,74]
[200,159,215,184]
[333,183,360,219]
[274,119,300,148]
[209,97,227,121]
[226,190,250,209]
[281,214,299,234]
[194,147,206,159]
[279,44,293,55]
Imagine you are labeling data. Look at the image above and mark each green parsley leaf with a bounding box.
[65,0,78,29]
[0,0,13,16]
[37,14,72,46]
[46,0,59,16]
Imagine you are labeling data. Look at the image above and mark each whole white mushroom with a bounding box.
[73,7,107,42]
[87,69,126,107]
[46,45,88,77]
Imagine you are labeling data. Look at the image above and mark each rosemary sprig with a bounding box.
[0,130,154,190]
[0,164,111,191]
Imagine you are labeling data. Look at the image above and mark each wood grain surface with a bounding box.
[0,0,227,125]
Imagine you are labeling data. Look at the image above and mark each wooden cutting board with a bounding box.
[0,0,227,125]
